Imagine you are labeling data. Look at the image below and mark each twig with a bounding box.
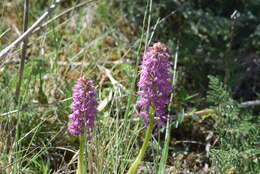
[181,109,214,119]
[174,140,205,146]
[178,99,260,119]
[0,0,68,58]
[15,0,29,102]
[203,131,213,173]
[205,131,213,157]
[240,100,260,108]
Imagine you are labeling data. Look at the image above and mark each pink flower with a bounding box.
[137,42,173,127]
[68,76,98,136]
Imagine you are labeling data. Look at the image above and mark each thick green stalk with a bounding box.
[77,135,85,174]
[127,107,155,174]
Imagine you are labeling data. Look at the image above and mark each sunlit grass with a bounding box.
[1,0,259,174]
[0,0,144,173]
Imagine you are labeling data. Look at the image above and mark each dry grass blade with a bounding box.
[97,65,126,91]
[0,28,11,39]
[97,90,113,112]
[0,0,69,58]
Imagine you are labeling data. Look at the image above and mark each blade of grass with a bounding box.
[15,0,29,103]
[158,43,179,173]
[13,1,30,173]
[123,0,150,120]
[144,0,152,52]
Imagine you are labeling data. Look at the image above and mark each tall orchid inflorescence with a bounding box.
[137,42,173,127]
[127,42,173,174]
[68,76,98,136]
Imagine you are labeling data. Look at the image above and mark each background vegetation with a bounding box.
[0,0,259,173]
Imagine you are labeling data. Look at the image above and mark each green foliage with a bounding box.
[1,0,259,173]
[207,75,260,174]
[121,0,260,99]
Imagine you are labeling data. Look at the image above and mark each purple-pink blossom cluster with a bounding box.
[137,42,173,127]
[68,76,98,136]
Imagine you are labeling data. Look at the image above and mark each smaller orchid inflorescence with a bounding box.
[68,76,98,136]
[137,42,173,128]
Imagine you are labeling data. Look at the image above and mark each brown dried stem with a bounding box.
[15,0,29,103]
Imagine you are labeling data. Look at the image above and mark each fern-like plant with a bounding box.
[207,75,259,174]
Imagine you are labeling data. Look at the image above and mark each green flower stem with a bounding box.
[77,135,85,174]
[127,107,155,174]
